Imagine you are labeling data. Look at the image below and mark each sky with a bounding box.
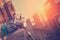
[12,0,47,19]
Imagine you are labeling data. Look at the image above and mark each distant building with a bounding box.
[26,0,59,30]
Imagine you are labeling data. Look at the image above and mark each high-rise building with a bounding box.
[0,0,15,23]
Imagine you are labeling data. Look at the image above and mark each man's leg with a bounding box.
[0,37,2,40]
[1,36,7,40]
[1,37,4,40]
[4,36,7,40]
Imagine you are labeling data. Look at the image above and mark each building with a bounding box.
[0,0,15,24]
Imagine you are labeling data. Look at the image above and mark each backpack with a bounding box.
[6,22,18,34]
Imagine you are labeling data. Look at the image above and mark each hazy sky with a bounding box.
[12,0,47,19]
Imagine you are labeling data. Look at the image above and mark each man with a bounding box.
[1,23,8,40]
[13,14,24,29]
